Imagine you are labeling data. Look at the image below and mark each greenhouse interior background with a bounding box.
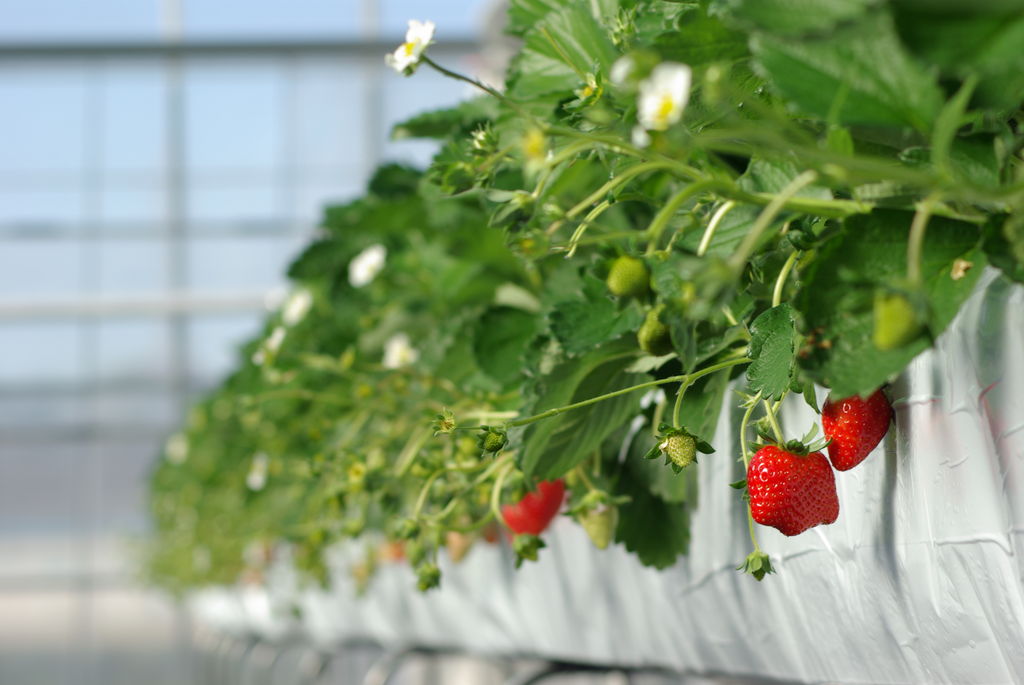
[0,1,497,683]
[4,0,1023,684]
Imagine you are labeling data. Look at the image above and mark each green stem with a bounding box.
[747,508,763,553]
[412,469,445,518]
[575,464,598,492]
[772,251,800,308]
[672,379,692,428]
[739,391,762,467]
[762,399,785,443]
[395,428,432,476]
[422,56,504,103]
[490,461,516,526]
[507,357,750,428]
[532,139,595,198]
[428,454,513,522]
[907,194,939,285]
[566,199,612,258]
[729,171,819,272]
[644,181,715,255]
[565,161,676,220]
[697,201,736,257]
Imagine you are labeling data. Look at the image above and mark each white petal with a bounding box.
[349,244,387,287]
[383,332,419,369]
[281,288,313,326]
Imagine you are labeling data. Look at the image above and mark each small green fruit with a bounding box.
[478,428,507,454]
[606,256,650,298]
[661,433,696,469]
[579,506,617,550]
[637,306,673,356]
[873,291,923,350]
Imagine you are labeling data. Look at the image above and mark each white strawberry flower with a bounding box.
[385,20,435,75]
[252,326,287,366]
[348,244,387,288]
[637,62,692,133]
[246,453,269,492]
[383,332,419,369]
[281,288,313,327]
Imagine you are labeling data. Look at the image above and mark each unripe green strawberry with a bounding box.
[660,433,696,469]
[606,256,650,298]
[482,431,506,453]
[579,506,617,550]
[637,306,673,356]
[873,291,922,350]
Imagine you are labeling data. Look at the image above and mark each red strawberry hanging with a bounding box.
[501,479,566,536]
[821,389,893,471]
[747,444,839,536]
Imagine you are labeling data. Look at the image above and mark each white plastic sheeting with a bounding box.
[190,269,1024,684]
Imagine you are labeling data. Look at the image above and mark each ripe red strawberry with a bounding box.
[821,389,892,471]
[747,445,839,536]
[501,479,565,536]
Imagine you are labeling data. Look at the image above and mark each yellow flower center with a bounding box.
[402,42,416,57]
[656,94,676,124]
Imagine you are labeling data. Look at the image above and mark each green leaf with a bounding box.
[518,343,646,479]
[613,457,690,568]
[678,368,731,445]
[472,307,539,387]
[717,0,876,36]
[982,216,1024,284]
[391,97,497,140]
[796,210,986,396]
[508,4,620,99]
[751,10,944,131]
[892,7,1024,107]
[653,9,749,67]
[549,276,644,355]
[738,158,833,201]
[746,304,798,400]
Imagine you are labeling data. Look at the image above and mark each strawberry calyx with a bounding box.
[751,422,831,458]
[512,533,545,567]
[737,550,775,582]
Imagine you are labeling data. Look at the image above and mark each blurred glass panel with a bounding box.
[100,186,166,225]
[0,442,88,535]
[95,318,171,381]
[0,238,83,296]
[94,439,163,533]
[0,0,160,40]
[186,236,295,290]
[186,179,280,223]
[0,188,85,230]
[92,389,179,431]
[184,58,284,173]
[93,239,168,292]
[183,0,361,38]
[293,58,370,173]
[101,63,166,174]
[0,321,85,384]
[186,312,263,380]
[379,0,491,38]
[0,62,88,174]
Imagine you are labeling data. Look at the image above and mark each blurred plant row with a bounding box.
[148,0,1024,593]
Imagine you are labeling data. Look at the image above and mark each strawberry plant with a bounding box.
[147,0,1024,594]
